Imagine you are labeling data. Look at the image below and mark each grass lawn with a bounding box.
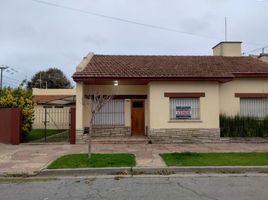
[48,153,136,169]
[24,129,67,142]
[160,152,268,166]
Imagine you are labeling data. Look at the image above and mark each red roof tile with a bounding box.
[73,55,268,81]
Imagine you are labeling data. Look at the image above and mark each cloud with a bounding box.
[0,0,267,85]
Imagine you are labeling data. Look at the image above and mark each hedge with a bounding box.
[220,114,268,137]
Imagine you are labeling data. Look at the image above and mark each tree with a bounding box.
[85,92,113,158]
[0,81,34,137]
[27,68,72,89]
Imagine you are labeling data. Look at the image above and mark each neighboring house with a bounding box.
[250,53,268,63]
[32,88,76,129]
[72,41,268,143]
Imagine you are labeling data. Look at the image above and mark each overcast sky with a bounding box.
[1,0,268,87]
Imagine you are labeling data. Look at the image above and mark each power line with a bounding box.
[243,45,268,55]
[30,0,219,40]
[30,0,263,46]
[2,79,17,87]
[4,64,29,79]
[2,77,20,85]
[3,75,22,83]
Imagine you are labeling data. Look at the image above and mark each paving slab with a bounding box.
[1,142,268,175]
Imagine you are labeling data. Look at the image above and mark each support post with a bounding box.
[70,107,76,144]
[44,108,47,142]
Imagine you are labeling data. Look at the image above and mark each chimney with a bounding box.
[258,53,268,63]
[212,41,242,56]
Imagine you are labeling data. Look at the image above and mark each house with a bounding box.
[32,88,75,129]
[72,41,268,143]
[250,53,268,63]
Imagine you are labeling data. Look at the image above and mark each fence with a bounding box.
[0,108,21,145]
[33,107,70,129]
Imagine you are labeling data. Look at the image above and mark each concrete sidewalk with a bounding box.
[1,142,268,175]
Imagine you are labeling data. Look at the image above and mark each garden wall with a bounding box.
[0,108,21,145]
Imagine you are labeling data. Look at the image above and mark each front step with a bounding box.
[91,136,149,144]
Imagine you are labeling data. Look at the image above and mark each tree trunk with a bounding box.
[88,125,92,158]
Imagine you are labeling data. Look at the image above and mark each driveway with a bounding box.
[1,142,268,175]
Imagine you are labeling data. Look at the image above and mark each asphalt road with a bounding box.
[0,175,268,200]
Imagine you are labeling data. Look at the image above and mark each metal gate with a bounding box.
[26,106,71,143]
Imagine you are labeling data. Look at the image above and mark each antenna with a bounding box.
[225,16,227,41]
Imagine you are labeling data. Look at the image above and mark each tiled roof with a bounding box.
[73,55,268,80]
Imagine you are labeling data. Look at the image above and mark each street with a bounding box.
[0,175,268,200]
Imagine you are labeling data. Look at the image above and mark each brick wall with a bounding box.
[92,126,131,137]
[148,128,220,143]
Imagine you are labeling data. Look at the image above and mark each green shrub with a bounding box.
[0,87,34,135]
[220,114,268,137]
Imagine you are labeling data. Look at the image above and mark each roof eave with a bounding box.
[72,76,234,84]
[233,72,268,78]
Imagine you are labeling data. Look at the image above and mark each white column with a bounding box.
[76,82,84,131]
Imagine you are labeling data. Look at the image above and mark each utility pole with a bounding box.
[0,65,8,92]
[39,73,42,88]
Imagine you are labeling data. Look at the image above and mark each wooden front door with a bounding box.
[131,100,145,135]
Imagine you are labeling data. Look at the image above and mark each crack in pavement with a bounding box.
[176,181,219,200]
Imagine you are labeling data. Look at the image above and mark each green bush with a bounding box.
[0,86,34,135]
[220,114,268,137]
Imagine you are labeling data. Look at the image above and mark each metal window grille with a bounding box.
[240,98,267,118]
[93,99,125,126]
[170,97,200,120]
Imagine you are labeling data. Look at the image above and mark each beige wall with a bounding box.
[148,81,220,129]
[258,55,268,63]
[213,42,241,57]
[32,88,75,96]
[83,85,147,95]
[220,78,268,116]
[76,82,84,130]
[76,78,268,131]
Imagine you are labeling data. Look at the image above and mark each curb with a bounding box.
[37,166,268,177]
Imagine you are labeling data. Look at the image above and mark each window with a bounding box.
[93,99,125,126]
[132,101,143,108]
[240,98,267,118]
[170,98,200,120]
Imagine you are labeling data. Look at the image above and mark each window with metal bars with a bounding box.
[93,99,125,126]
[240,98,267,118]
[169,98,200,120]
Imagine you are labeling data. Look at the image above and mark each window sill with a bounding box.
[168,120,203,123]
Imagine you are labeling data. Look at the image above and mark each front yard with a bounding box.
[48,153,136,169]
[160,152,268,166]
[23,129,68,142]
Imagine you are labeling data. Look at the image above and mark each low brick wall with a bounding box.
[219,137,268,143]
[92,126,131,137]
[148,128,220,143]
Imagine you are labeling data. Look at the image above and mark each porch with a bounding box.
[76,84,150,139]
